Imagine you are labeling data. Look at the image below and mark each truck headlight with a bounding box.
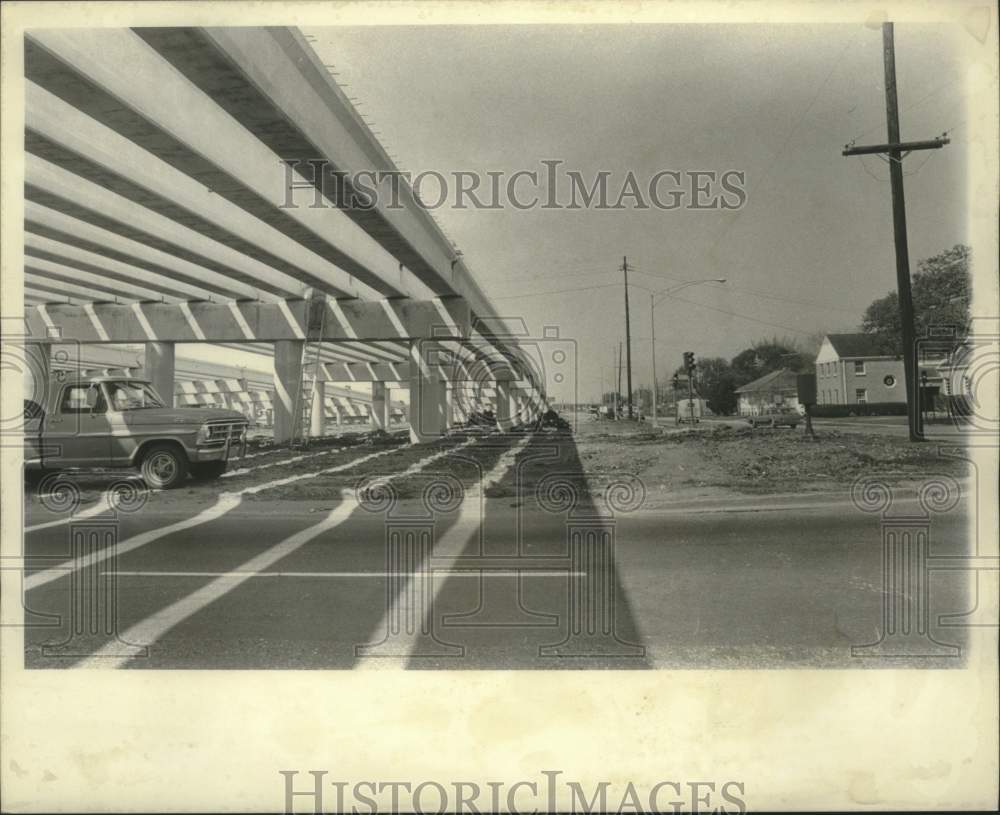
[196,423,211,445]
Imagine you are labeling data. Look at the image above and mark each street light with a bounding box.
[648,278,727,424]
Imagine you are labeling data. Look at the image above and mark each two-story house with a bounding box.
[814,333,904,406]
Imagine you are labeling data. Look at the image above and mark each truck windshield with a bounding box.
[106,381,166,410]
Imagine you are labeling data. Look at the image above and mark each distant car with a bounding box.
[748,406,800,429]
[675,398,702,424]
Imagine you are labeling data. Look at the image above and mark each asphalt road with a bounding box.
[19,436,974,670]
[21,503,973,670]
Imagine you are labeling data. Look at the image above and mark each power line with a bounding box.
[631,269,860,315]
[490,282,621,300]
[669,294,815,335]
[488,267,619,287]
[491,271,864,319]
[851,74,961,143]
[705,28,860,256]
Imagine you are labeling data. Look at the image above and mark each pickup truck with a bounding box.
[747,405,801,429]
[24,375,249,489]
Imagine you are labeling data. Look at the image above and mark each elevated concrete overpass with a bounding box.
[46,344,408,430]
[21,26,549,443]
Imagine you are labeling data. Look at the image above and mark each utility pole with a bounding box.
[622,256,634,419]
[649,294,657,424]
[842,22,949,442]
[615,340,622,419]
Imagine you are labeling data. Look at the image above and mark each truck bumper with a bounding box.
[190,446,233,463]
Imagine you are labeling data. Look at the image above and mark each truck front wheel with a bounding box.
[140,443,189,489]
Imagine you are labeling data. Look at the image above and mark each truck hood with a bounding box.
[117,407,247,427]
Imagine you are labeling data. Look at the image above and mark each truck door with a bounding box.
[45,383,113,468]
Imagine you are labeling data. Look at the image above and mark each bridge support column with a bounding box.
[24,343,51,410]
[371,382,390,431]
[444,382,456,429]
[144,342,175,408]
[310,379,325,438]
[495,380,512,431]
[513,388,528,426]
[273,340,304,444]
[409,341,447,444]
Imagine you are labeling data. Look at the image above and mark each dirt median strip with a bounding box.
[570,422,969,498]
[246,432,517,501]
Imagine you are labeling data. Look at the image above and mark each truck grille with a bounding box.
[203,420,247,445]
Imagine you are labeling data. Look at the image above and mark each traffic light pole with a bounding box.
[688,366,695,427]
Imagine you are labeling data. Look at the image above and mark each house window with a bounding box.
[856,388,868,404]
[854,360,866,375]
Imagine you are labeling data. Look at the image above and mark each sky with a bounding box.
[298,22,971,402]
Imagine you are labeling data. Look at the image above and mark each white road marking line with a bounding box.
[356,433,533,670]
[110,570,580,578]
[236,447,288,461]
[220,447,341,478]
[77,496,359,668]
[45,437,490,667]
[237,437,474,496]
[237,445,406,495]
[23,438,424,591]
[24,494,242,592]
[25,496,112,533]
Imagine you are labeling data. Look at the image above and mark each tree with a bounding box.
[696,357,738,415]
[861,244,972,351]
[730,339,803,386]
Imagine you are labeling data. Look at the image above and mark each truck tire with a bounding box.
[140,443,189,489]
[190,461,227,481]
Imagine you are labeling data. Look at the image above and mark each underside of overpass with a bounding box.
[21,26,549,442]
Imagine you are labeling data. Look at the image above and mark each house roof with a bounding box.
[825,333,898,358]
[734,368,798,394]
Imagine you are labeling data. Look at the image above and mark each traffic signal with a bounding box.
[671,374,680,389]
[683,351,695,371]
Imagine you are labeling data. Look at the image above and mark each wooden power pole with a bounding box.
[842,22,949,442]
[617,341,623,419]
[622,256,634,419]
